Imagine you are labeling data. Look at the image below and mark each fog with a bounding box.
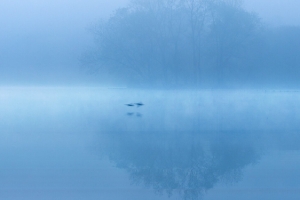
[1,1,300,199]
[0,0,128,85]
[244,0,300,26]
[1,87,300,199]
[0,0,300,86]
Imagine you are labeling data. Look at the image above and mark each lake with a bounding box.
[0,87,300,200]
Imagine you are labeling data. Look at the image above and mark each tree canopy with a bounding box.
[84,0,300,88]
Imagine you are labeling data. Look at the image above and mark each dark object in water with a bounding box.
[125,103,135,106]
[135,102,144,107]
[127,112,134,116]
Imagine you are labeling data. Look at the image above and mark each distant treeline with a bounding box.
[84,0,300,88]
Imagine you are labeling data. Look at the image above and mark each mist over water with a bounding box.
[1,0,300,199]
[1,87,300,199]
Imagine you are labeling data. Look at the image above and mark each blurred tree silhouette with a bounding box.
[208,1,261,84]
[99,130,260,200]
[84,0,262,87]
[83,0,300,88]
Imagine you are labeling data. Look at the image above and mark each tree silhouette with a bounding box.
[85,0,261,88]
[98,130,260,200]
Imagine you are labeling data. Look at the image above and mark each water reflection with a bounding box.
[98,130,260,199]
[1,88,300,199]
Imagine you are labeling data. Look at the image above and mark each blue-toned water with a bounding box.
[1,87,300,199]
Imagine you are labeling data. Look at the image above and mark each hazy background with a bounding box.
[0,0,299,86]
[1,2,300,199]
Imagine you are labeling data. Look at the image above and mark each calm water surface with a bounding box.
[0,87,300,200]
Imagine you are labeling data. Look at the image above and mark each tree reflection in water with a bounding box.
[99,130,260,200]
